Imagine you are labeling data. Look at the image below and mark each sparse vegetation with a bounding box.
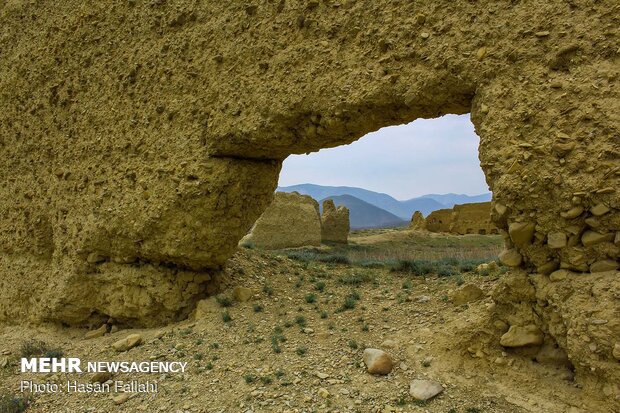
[304,293,316,303]
[244,374,256,384]
[0,394,30,413]
[221,311,232,323]
[20,340,62,359]
[295,315,306,328]
[216,295,233,308]
[337,272,373,286]
[295,346,307,356]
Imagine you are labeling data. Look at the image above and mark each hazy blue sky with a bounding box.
[278,114,489,200]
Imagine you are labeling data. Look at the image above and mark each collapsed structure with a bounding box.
[409,211,426,231]
[240,192,322,250]
[321,200,350,244]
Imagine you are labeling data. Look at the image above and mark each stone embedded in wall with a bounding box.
[409,211,426,231]
[320,200,350,244]
[425,209,453,233]
[449,202,498,235]
[241,192,322,250]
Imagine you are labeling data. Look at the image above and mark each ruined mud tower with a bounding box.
[0,0,618,396]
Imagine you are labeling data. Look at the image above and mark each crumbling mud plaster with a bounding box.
[321,200,350,244]
[0,0,618,390]
[450,202,498,235]
[241,192,322,249]
[426,209,453,233]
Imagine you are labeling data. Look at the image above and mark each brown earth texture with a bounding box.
[0,0,619,412]
[0,230,616,412]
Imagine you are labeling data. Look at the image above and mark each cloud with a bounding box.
[278,114,489,200]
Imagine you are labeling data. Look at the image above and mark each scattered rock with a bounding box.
[450,284,484,306]
[86,252,106,264]
[499,249,522,267]
[232,286,254,302]
[112,393,131,405]
[409,379,444,401]
[84,324,107,340]
[589,260,618,273]
[380,339,397,349]
[613,343,620,361]
[91,372,112,383]
[317,387,330,398]
[363,348,393,375]
[500,325,544,347]
[315,372,329,379]
[112,334,143,352]
[476,261,498,273]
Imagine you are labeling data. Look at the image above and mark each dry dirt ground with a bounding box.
[0,230,611,413]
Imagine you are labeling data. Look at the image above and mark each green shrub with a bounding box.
[305,293,316,304]
[244,374,256,384]
[295,315,306,328]
[221,311,232,323]
[20,340,50,358]
[338,273,372,286]
[390,259,435,276]
[315,281,326,292]
[216,295,233,308]
[0,394,30,413]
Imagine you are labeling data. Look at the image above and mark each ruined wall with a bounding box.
[0,0,618,392]
[241,192,321,249]
[425,209,453,233]
[321,200,349,244]
[450,202,498,235]
[409,211,426,231]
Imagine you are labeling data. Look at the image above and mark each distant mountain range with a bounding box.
[278,184,491,220]
[318,195,406,230]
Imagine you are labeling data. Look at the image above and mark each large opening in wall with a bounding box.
[244,114,504,265]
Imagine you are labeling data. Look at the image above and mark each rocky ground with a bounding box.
[0,231,612,413]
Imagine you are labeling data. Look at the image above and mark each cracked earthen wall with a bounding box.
[0,0,618,393]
